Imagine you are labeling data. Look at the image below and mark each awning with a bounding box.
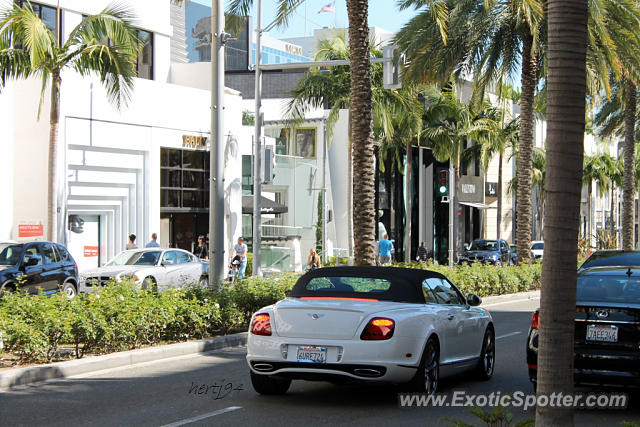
[458,201,495,210]
[242,195,288,214]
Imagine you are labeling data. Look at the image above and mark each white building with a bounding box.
[0,0,244,271]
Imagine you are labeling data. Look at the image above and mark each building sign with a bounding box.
[18,221,44,238]
[458,176,484,203]
[485,182,498,197]
[83,246,99,257]
[182,135,208,149]
[285,43,303,56]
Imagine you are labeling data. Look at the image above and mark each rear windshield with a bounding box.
[306,277,391,293]
[578,274,640,304]
[531,242,544,250]
[581,252,640,269]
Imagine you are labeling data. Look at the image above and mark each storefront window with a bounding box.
[295,128,316,158]
[242,155,253,195]
[161,148,209,210]
[136,30,153,80]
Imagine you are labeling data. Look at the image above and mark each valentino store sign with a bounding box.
[182,135,208,149]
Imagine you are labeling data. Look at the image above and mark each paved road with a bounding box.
[1,295,639,426]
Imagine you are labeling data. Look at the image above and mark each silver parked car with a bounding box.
[79,248,207,292]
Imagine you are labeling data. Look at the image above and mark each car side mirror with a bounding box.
[464,243,470,251]
[23,255,39,267]
[467,293,482,307]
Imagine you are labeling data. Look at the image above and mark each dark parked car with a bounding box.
[527,266,640,389]
[579,250,640,271]
[0,241,79,297]
[458,239,511,266]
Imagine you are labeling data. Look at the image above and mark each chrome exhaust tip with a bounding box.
[353,368,381,377]
[253,363,274,372]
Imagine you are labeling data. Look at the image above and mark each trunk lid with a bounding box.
[273,297,397,340]
[575,303,640,352]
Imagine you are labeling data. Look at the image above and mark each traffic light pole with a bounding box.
[448,162,455,268]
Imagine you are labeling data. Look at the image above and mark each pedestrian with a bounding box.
[307,248,321,270]
[145,233,160,248]
[377,234,393,266]
[417,242,428,263]
[193,235,208,259]
[126,234,137,250]
[231,237,248,279]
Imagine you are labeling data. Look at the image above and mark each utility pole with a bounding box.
[209,0,226,286]
[322,118,328,264]
[252,0,263,277]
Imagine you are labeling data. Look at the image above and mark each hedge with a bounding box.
[0,264,541,365]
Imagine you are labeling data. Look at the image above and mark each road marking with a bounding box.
[496,331,522,340]
[482,296,540,308]
[159,406,242,427]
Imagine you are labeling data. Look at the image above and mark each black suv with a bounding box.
[0,242,79,297]
[458,239,512,266]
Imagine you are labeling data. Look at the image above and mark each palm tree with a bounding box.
[599,153,623,239]
[507,147,546,240]
[287,33,415,261]
[396,0,543,264]
[0,2,141,242]
[536,0,588,424]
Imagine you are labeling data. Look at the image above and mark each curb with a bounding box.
[0,332,247,392]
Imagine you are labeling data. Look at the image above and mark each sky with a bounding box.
[191,0,420,38]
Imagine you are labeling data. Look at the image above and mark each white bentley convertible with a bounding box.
[247,267,495,395]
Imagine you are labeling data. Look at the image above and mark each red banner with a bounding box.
[18,223,44,238]
[84,246,99,257]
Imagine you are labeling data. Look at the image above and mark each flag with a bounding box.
[317,1,336,14]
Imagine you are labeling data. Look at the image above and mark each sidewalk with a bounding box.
[0,332,247,392]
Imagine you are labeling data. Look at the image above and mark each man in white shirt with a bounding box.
[231,237,248,279]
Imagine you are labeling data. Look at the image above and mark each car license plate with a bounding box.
[296,346,327,363]
[586,324,618,342]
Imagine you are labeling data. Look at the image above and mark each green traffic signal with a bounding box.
[439,185,447,194]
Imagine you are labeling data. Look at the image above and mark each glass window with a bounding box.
[182,150,204,169]
[242,155,253,195]
[18,2,57,35]
[136,30,153,80]
[295,128,316,158]
[178,251,193,264]
[421,280,439,304]
[161,190,181,207]
[469,240,498,251]
[162,149,181,168]
[183,190,205,208]
[531,242,544,250]
[129,251,161,266]
[183,171,204,188]
[305,277,391,293]
[162,251,179,265]
[425,278,463,305]
[56,245,71,262]
[24,245,43,266]
[161,169,181,188]
[578,274,640,304]
[0,244,23,266]
[41,243,58,264]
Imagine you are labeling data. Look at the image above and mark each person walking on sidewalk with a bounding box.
[145,233,160,248]
[193,235,208,259]
[231,237,248,279]
[377,234,393,266]
[126,234,137,250]
[417,242,428,263]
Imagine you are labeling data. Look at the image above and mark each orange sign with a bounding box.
[18,223,44,238]
[84,246,99,257]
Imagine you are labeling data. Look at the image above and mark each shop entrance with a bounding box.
[161,213,209,252]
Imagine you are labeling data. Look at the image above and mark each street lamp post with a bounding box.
[209,0,226,286]
[252,0,263,277]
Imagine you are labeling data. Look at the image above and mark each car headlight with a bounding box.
[488,254,499,260]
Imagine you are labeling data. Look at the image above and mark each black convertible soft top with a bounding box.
[289,266,447,303]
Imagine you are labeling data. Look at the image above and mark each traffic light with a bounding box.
[437,168,449,195]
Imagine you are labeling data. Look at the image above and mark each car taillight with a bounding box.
[361,317,395,340]
[531,311,539,330]
[251,313,272,336]
[74,263,78,272]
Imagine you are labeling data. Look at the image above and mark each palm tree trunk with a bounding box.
[347,113,354,259]
[536,0,587,425]
[610,179,616,239]
[516,31,536,264]
[453,156,460,262]
[404,140,412,262]
[496,152,503,240]
[47,72,61,242]
[623,79,636,250]
[347,0,375,266]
